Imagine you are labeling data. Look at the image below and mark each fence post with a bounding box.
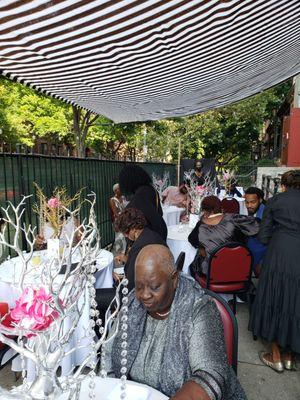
[16,154,28,251]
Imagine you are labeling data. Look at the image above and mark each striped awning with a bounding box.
[0,0,299,123]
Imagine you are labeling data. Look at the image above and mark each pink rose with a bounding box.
[196,185,205,194]
[223,172,231,180]
[157,180,163,185]
[10,287,59,334]
[47,197,60,208]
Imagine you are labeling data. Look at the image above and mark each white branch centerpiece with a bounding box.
[152,172,170,202]
[184,169,216,215]
[0,191,128,400]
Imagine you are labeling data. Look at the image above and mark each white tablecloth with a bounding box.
[0,248,114,377]
[59,377,168,400]
[162,205,185,226]
[167,225,197,275]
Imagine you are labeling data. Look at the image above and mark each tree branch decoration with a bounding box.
[0,194,129,400]
[152,172,170,202]
[32,184,83,238]
[184,170,216,214]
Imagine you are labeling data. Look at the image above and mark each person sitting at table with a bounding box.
[162,183,190,208]
[119,164,167,240]
[105,244,247,400]
[35,214,81,249]
[109,183,127,255]
[114,208,167,291]
[188,195,259,275]
[244,187,267,274]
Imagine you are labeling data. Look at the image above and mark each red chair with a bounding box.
[203,289,238,373]
[221,198,240,214]
[0,302,17,370]
[195,242,253,314]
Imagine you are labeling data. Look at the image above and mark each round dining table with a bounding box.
[59,376,168,400]
[167,224,197,275]
[0,248,114,379]
[162,205,185,226]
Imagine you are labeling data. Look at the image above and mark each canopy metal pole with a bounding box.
[177,136,181,186]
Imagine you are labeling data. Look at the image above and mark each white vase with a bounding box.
[189,213,199,229]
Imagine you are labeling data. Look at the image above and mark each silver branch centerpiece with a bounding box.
[152,172,170,202]
[0,193,127,400]
[184,170,216,227]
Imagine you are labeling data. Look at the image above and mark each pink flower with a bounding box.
[196,185,205,194]
[10,287,59,334]
[47,197,60,208]
[223,172,231,181]
[157,180,163,185]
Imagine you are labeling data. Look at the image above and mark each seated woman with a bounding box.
[35,214,81,249]
[188,195,259,275]
[114,208,167,291]
[105,245,247,400]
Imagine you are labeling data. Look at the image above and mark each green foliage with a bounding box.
[0,75,292,162]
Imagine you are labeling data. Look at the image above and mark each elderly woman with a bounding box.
[105,244,247,400]
[188,195,259,275]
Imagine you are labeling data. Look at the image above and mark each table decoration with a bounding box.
[0,194,128,400]
[184,170,216,227]
[219,170,236,195]
[152,172,170,202]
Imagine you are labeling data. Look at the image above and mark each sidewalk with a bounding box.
[237,303,300,400]
[0,303,299,398]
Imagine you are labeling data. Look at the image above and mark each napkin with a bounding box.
[106,383,150,400]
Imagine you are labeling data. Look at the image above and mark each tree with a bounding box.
[72,106,99,158]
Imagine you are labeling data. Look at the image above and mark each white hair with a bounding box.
[113,183,119,192]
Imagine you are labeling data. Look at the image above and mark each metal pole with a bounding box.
[177,136,181,186]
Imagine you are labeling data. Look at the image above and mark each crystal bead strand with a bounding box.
[120,278,129,400]
[88,262,99,400]
[18,334,28,389]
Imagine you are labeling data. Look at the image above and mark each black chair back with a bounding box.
[175,252,185,272]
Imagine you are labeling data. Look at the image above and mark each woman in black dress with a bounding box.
[250,170,300,372]
[115,208,167,291]
[119,164,167,240]
[188,195,259,275]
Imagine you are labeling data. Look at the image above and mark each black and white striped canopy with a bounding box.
[0,0,299,122]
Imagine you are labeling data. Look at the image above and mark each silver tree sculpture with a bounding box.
[184,170,217,214]
[152,172,170,202]
[0,194,127,400]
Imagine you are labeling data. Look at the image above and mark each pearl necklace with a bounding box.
[155,310,170,317]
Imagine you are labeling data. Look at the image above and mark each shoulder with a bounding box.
[138,227,166,246]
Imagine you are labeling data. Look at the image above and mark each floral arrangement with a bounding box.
[220,170,236,193]
[184,170,216,214]
[152,171,170,201]
[10,287,59,334]
[33,184,83,238]
[0,195,129,400]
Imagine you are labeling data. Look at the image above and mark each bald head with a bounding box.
[135,244,175,276]
[134,245,178,315]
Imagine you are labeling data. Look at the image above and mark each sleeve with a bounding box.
[162,187,170,197]
[188,221,201,248]
[188,297,229,400]
[257,198,274,244]
[232,214,260,237]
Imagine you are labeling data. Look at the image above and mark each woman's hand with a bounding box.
[169,381,210,400]
[114,253,128,265]
[35,234,46,249]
